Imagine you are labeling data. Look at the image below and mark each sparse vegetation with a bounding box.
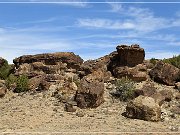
[163,55,180,69]
[0,60,12,79]
[6,74,29,93]
[150,58,158,65]
[5,74,17,89]
[113,77,135,101]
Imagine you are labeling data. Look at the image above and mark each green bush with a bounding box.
[150,58,158,65]
[6,74,29,93]
[15,75,29,93]
[0,60,12,79]
[113,77,135,101]
[163,55,180,69]
[5,74,17,89]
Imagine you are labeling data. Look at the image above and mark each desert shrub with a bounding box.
[0,60,12,79]
[73,77,80,87]
[6,74,29,93]
[163,55,180,69]
[5,74,17,89]
[15,75,29,93]
[113,77,135,101]
[150,58,158,65]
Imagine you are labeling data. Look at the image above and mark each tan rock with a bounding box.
[175,82,180,90]
[0,83,7,98]
[126,95,161,121]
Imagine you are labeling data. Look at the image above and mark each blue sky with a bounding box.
[0,0,180,63]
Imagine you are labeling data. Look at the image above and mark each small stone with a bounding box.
[88,113,95,117]
[76,111,85,117]
[164,117,169,121]
[64,103,76,112]
[169,126,179,131]
[59,113,64,117]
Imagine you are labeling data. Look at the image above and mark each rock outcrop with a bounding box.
[28,75,50,91]
[13,52,83,70]
[134,83,157,98]
[13,52,83,92]
[125,95,161,121]
[149,61,180,85]
[107,45,147,82]
[75,70,104,108]
[79,55,112,82]
[134,83,173,106]
[0,81,7,98]
[116,44,145,67]
[113,64,148,82]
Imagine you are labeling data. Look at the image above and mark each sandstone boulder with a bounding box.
[116,44,145,67]
[159,90,173,102]
[134,83,172,106]
[150,93,165,106]
[125,95,161,121]
[28,75,50,91]
[79,55,112,82]
[113,65,148,82]
[107,45,147,82]
[175,82,180,90]
[0,82,7,98]
[134,83,157,98]
[149,61,180,85]
[75,70,104,108]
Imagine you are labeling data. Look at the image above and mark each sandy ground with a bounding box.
[0,82,180,135]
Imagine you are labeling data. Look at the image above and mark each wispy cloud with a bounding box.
[77,18,135,30]
[78,3,180,33]
[13,17,58,25]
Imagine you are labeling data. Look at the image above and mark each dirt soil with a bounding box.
[0,82,179,135]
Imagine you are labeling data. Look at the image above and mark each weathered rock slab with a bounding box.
[126,95,161,121]
[75,70,104,108]
[149,61,180,85]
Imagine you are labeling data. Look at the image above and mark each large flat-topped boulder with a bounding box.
[116,44,145,67]
[13,52,83,70]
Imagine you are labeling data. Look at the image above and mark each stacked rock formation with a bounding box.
[108,44,147,82]
[13,52,83,91]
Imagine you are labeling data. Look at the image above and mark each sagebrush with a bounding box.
[6,74,29,93]
[113,77,135,101]
[163,55,180,69]
[0,60,12,79]
[150,58,158,65]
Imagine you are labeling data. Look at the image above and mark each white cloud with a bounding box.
[78,3,180,33]
[77,18,135,30]
[146,51,180,59]
[13,17,57,25]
